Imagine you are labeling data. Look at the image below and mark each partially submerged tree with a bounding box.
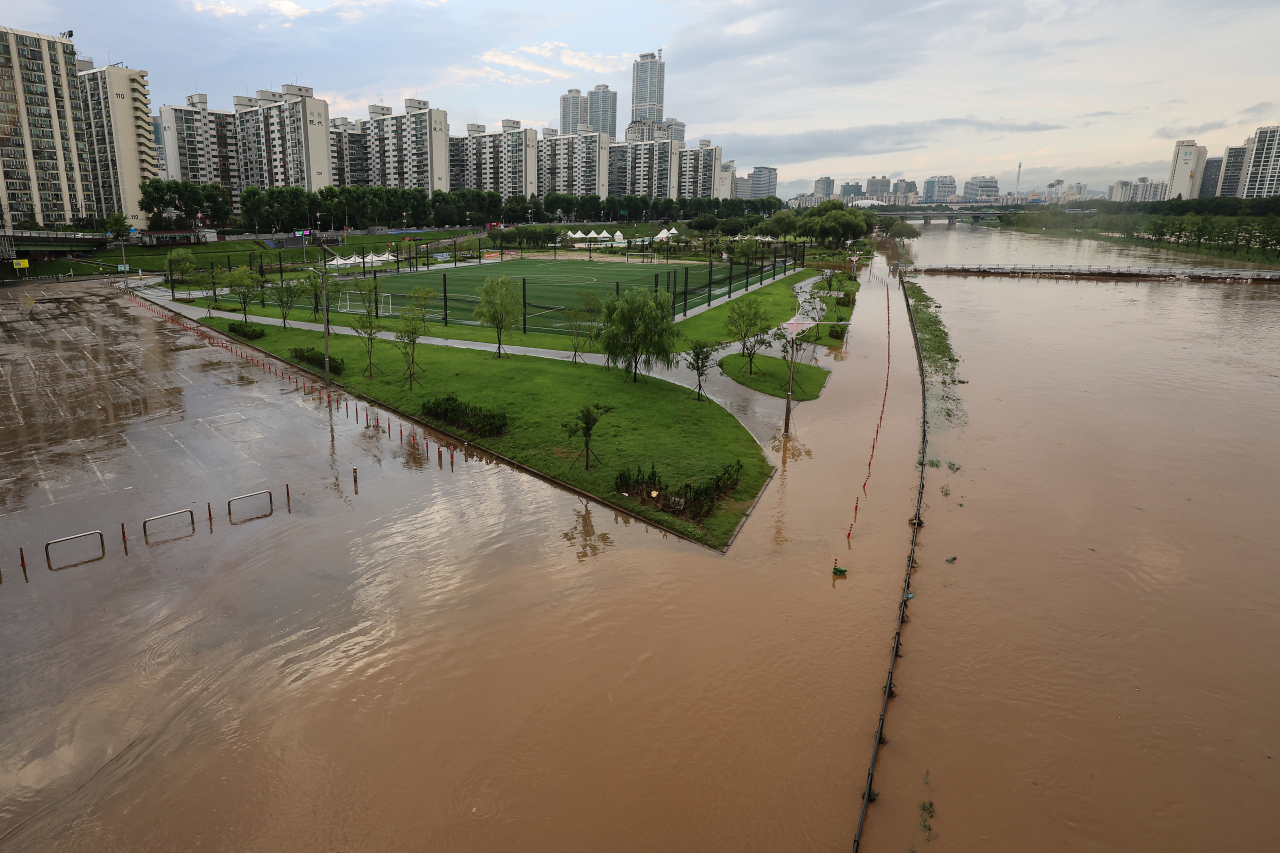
[888,221,921,245]
[473,274,520,357]
[353,279,382,377]
[684,340,719,401]
[394,286,436,388]
[724,297,774,374]
[563,290,603,363]
[597,288,680,382]
[562,403,613,470]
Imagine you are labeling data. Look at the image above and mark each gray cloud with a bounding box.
[1152,120,1227,138]
[1239,101,1277,119]
[713,119,1064,166]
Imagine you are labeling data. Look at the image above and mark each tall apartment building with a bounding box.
[715,159,736,200]
[0,27,94,229]
[1167,139,1207,200]
[536,129,609,198]
[587,84,617,140]
[631,51,664,123]
[866,175,890,196]
[328,116,368,187]
[150,114,165,176]
[232,85,332,193]
[158,94,239,197]
[1216,144,1248,197]
[607,138,679,200]
[840,181,862,199]
[813,176,834,197]
[891,178,917,196]
[733,176,750,198]
[1109,177,1167,203]
[749,166,777,199]
[624,116,685,147]
[922,175,956,203]
[560,88,588,134]
[448,120,538,200]
[360,99,449,193]
[1198,157,1222,199]
[75,59,157,225]
[962,175,999,200]
[677,141,721,199]
[1237,126,1280,199]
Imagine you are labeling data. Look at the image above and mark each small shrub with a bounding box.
[614,460,743,522]
[228,321,265,340]
[289,347,344,376]
[828,320,847,341]
[420,392,509,437]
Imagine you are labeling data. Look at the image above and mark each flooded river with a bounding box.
[1,222,1276,851]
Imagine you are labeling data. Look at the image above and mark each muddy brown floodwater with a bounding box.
[1,276,923,851]
[861,226,1280,850]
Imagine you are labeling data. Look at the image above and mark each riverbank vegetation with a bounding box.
[903,281,965,425]
[718,353,829,401]
[198,317,771,549]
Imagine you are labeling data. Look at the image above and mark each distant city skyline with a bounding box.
[6,0,1278,198]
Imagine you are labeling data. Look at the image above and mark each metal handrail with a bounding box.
[227,490,273,520]
[143,508,195,538]
[45,530,106,570]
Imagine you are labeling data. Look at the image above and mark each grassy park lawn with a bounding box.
[673,269,813,348]
[201,316,771,550]
[718,353,829,401]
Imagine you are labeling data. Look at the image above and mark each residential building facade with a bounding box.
[962,175,999,201]
[922,175,956,203]
[840,181,862,199]
[866,175,890,196]
[0,27,94,229]
[607,138,679,200]
[328,116,368,187]
[1237,126,1280,199]
[813,176,834,197]
[1217,144,1248,197]
[1198,157,1222,199]
[1167,139,1207,200]
[75,60,157,225]
[158,94,238,199]
[449,120,537,200]
[714,158,736,199]
[749,166,777,199]
[559,88,587,134]
[150,114,165,176]
[361,99,449,193]
[631,51,664,123]
[677,142,720,199]
[587,84,617,140]
[536,129,609,198]
[232,84,332,193]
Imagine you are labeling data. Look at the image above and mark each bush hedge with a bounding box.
[288,346,344,376]
[228,321,265,340]
[614,459,744,522]
[420,392,509,437]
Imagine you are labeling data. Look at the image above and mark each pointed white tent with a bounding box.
[586,230,598,239]
[667,226,678,235]
[655,228,670,241]
[613,231,624,242]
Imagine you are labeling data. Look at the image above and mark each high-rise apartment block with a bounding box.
[560,88,588,134]
[922,175,956,203]
[0,27,94,229]
[749,167,777,199]
[631,51,664,123]
[328,117,368,187]
[232,85,331,193]
[1216,144,1248,197]
[537,130,609,198]
[866,176,890,196]
[624,117,684,146]
[158,94,239,197]
[1167,139,1208,200]
[448,120,538,199]
[75,59,157,225]
[361,99,449,192]
[715,159,736,200]
[840,181,862,199]
[677,141,721,199]
[891,178,917,196]
[150,115,165,176]
[587,84,617,140]
[962,175,999,200]
[813,176,834,197]
[1107,177,1167,203]
[607,138,679,200]
[1237,127,1280,199]
[1198,157,1222,199]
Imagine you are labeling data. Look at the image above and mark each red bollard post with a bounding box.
[122,522,127,543]
[20,547,27,582]
[208,502,213,520]
[286,483,291,502]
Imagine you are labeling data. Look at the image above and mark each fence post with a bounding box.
[442,274,448,325]
[707,262,713,306]
[523,277,527,334]
[683,267,689,316]
[615,281,619,298]
[654,272,658,294]
[728,259,734,299]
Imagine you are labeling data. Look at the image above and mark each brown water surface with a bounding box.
[862,226,1280,850]
[0,277,920,850]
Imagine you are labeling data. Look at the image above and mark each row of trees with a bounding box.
[686,200,875,248]
[1011,208,1280,259]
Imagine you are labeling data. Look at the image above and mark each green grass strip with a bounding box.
[200,317,771,550]
[717,353,829,401]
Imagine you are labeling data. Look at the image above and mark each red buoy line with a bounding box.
[849,270,893,538]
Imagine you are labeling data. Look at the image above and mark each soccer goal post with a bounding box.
[626,252,658,263]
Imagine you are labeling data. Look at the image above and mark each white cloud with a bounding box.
[518,41,568,58]
[479,49,573,80]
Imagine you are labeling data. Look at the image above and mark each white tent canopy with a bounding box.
[655,229,670,241]
[613,231,624,242]
[586,230,598,239]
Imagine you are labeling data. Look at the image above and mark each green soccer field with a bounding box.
[328,256,793,335]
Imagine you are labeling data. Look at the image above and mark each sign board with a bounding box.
[13,259,29,269]
[118,264,129,272]
[433,253,451,261]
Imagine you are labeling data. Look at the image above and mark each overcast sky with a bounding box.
[13,0,1280,197]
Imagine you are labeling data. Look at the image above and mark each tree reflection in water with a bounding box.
[562,498,614,561]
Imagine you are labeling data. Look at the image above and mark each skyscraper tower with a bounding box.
[631,50,665,123]
[559,89,587,134]
[587,84,617,140]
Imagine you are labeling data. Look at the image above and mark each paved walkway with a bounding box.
[134,270,823,448]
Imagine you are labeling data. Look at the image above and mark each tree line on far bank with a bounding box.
[1010,206,1280,260]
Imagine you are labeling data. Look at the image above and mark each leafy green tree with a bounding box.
[353,279,382,377]
[104,212,130,241]
[473,275,521,357]
[562,403,613,470]
[888,221,921,245]
[271,276,306,329]
[227,266,263,322]
[394,286,436,388]
[684,340,719,401]
[240,186,267,234]
[563,290,603,363]
[598,288,680,382]
[724,297,774,374]
[202,184,233,225]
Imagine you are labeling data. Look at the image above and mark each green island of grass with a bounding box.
[717,353,830,401]
[201,316,772,550]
